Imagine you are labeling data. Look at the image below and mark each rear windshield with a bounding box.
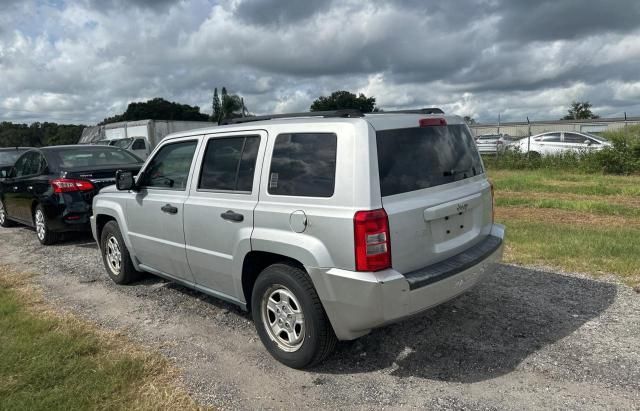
[47,147,142,170]
[376,125,483,196]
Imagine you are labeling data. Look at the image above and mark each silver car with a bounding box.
[91,109,505,368]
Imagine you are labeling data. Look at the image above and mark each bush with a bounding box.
[484,126,640,175]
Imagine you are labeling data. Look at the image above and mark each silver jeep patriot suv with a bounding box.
[91,108,505,368]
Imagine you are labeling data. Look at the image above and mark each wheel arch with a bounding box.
[241,251,305,311]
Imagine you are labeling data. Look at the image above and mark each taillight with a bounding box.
[354,208,391,272]
[51,178,95,193]
[419,118,447,127]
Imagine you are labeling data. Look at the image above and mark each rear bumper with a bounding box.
[308,224,505,340]
[43,193,92,233]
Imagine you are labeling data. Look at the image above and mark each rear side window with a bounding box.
[268,133,337,197]
[376,125,483,196]
[198,136,260,192]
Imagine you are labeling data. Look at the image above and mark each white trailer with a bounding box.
[80,119,215,159]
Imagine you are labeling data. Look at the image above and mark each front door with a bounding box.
[184,132,266,299]
[126,138,200,282]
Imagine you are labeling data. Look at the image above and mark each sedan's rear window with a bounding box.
[48,147,142,169]
[376,125,483,196]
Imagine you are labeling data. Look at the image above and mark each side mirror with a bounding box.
[116,170,135,191]
[8,167,16,178]
[584,139,592,145]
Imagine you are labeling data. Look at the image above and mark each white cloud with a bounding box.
[1,0,640,125]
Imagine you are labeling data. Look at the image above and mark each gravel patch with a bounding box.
[0,226,638,410]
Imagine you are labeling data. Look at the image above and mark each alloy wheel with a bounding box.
[35,209,46,240]
[261,285,305,352]
[105,235,122,274]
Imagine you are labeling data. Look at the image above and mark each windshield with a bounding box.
[48,147,142,170]
[0,150,27,164]
[376,124,484,196]
[111,138,133,148]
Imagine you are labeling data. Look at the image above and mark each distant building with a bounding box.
[470,116,640,137]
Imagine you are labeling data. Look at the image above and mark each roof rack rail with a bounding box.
[219,109,364,125]
[377,108,445,114]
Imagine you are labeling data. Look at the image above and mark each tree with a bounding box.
[100,97,210,125]
[562,101,599,120]
[310,90,377,113]
[216,87,248,121]
[211,88,222,122]
[463,116,476,125]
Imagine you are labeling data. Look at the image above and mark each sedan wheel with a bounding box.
[33,205,60,245]
[35,209,46,241]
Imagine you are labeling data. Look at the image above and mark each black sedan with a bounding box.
[0,147,31,178]
[0,145,143,244]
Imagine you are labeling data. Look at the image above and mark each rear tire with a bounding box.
[0,199,15,228]
[251,263,337,368]
[34,205,60,245]
[100,220,140,284]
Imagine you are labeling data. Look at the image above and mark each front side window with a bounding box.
[198,136,260,192]
[540,133,561,142]
[139,141,197,190]
[268,133,337,197]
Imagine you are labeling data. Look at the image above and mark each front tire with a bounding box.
[100,220,140,284]
[34,205,60,245]
[0,199,15,228]
[251,263,337,368]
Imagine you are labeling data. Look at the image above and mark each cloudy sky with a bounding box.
[1,0,640,125]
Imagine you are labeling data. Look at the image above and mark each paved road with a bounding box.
[1,226,638,410]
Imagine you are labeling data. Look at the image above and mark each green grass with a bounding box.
[499,220,640,282]
[495,197,640,218]
[0,274,198,410]
[490,169,640,196]
[488,169,640,287]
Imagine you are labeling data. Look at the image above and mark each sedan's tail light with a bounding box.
[51,178,95,193]
[354,208,391,272]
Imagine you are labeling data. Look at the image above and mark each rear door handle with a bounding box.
[161,204,178,214]
[221,210,244,222]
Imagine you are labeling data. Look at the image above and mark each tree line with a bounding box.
[0,90,602,148]
[0,122,86,148]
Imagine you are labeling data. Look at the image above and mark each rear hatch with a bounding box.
[375,121,493,274]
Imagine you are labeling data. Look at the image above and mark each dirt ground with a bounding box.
[1,226,638,410]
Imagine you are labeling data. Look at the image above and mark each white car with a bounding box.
[512,131,611,156]
[475,134,519,155]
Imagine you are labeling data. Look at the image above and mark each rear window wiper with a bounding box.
[443,167,477,177]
